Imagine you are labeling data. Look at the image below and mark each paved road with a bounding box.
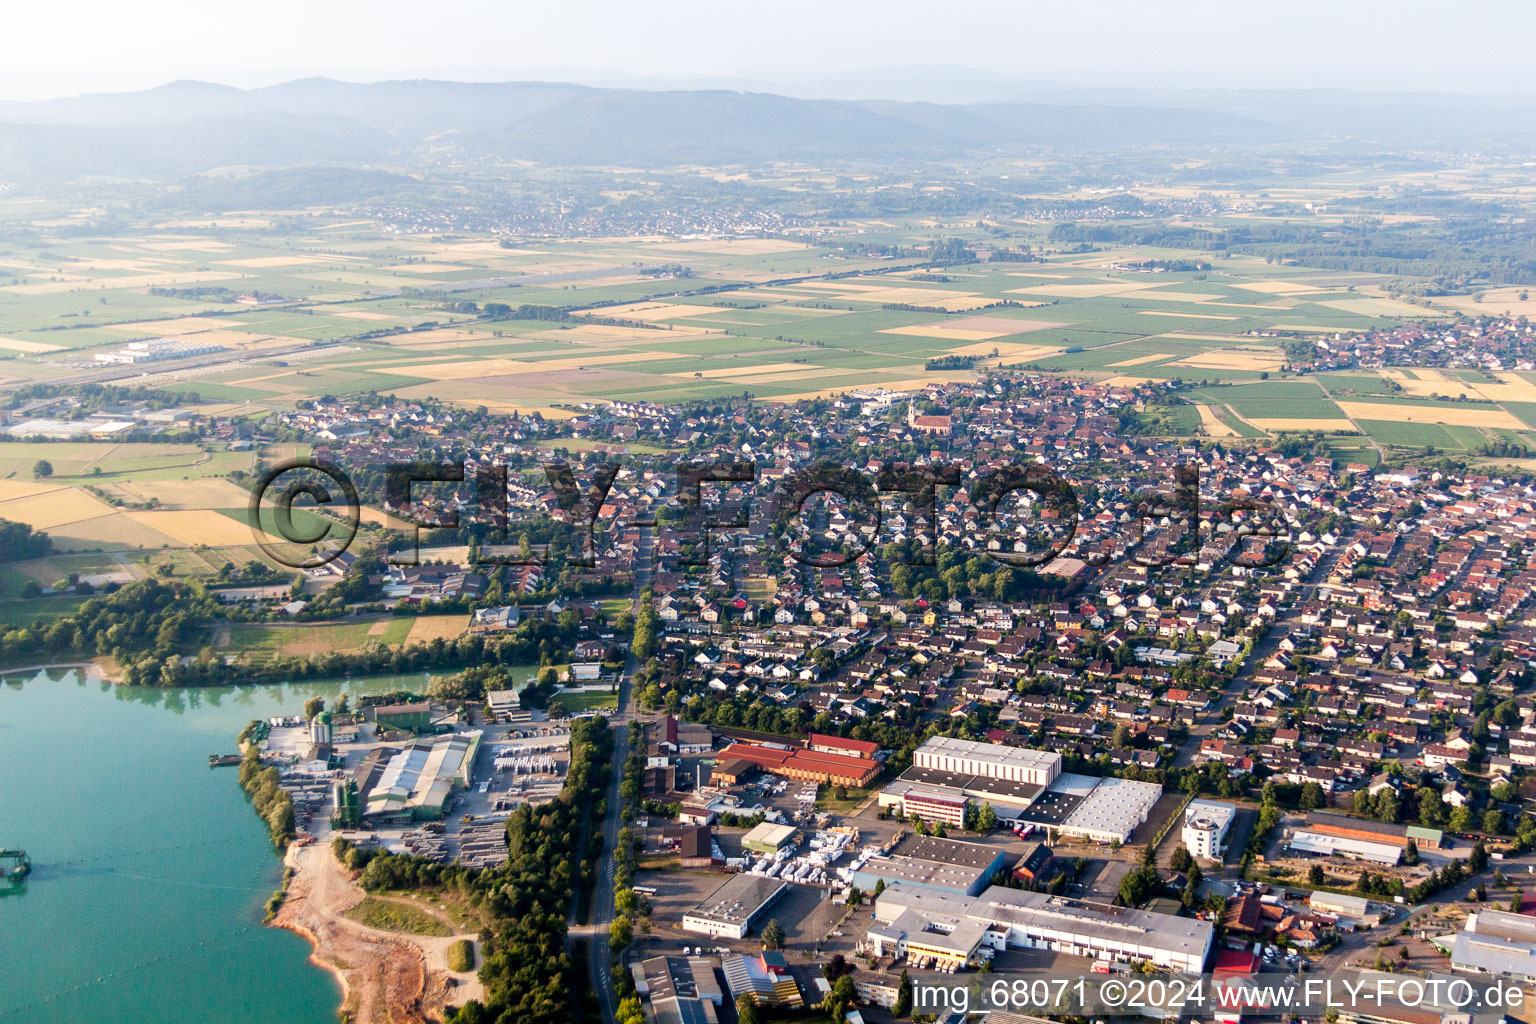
[1171,539,1352,768]
[572,525,652,1023]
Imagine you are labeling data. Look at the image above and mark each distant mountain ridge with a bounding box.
[1,76,1534,184]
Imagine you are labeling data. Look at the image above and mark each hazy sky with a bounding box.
[6,0,1536,100]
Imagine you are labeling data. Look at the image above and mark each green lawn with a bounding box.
[342,897,452,936]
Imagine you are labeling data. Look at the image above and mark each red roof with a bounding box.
[808,732,878,757]
[1213,950,1258,976]
[719,743,879,783]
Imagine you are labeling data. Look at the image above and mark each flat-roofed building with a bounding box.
[1444,909,1536,982]
[1056,775,1163,844]
[913,736,1061,786]
[873,882,1213,973]
[1183,800,1237,860]
[682,874,789,940]
[485,689,521,719]
[742,822,797,855]
[853,834,1009,897]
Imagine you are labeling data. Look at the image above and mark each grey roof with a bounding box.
[683,873,787,927]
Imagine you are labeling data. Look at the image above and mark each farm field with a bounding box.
[0,216,1527,461]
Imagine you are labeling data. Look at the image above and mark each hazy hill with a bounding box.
[1,76,1530,186]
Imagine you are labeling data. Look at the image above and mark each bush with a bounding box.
[447,939,476,972]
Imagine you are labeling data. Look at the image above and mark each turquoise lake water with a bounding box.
[0,668,429,1024]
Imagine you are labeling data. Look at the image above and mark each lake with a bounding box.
[0,668,429,1024]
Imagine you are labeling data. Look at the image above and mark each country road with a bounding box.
[568,524,652,1024]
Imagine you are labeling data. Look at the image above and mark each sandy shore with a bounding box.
[271,839,484,1024]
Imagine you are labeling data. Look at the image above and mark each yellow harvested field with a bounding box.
[641,238,809,255]
[1248,418,1358,432]
[668,362,813,380]
[580,302,738,322]
[333,311,399,321]
[1319,296,1437,317]
[1271,324,1366,333]
[1172,349,1286,370]
[0,487,117,528]
[1335,401,1527,429]
[794,281,992,309]
[0,271,245,295]
[46,513,181,551]
[1231,280,1327,295]
[377,352,656,380]
[1196,405,1237,437]
[1138,310,1238,321]
[216,256,334,268]
[880,325,1008,342]
[378,328,499,347]
[1107,352,1174,368]
[725,366,881,386]
[405,615,469,645]
[0,336,63,353]
[0,481,67,501]
[946,341,1065,359]
[124,509,274,547]
[113,478,252,510]
[385,263,476,274]
[1100,375,1159,387]
[1113,289,1230,303]
[134,240,234,252]
[1007,282,1133,297]
[766,371,978,403]
[362,506,416,531]
[1378,369,1536,404]
[107,317,247,334]
[1436,288,1536,318]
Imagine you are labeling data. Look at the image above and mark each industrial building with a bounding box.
[871,882,1214,973]
[715,742,879,788]
[1288,812,1440,867]
[631,956,724,1023]
[1182,800,1237,860]
[878,763,1046,826]
[1288,829,1401,866]
[359,731,481,822]
[94,337,228,365]
[1304,812,1445,850]
[912,736,1061,786]
[1310,891,1371,921]
[852,833,1009,898]
[371,701,432,733]
[999,772,1162,845]
[1440,909,1536,982]
[741,822,797,855]
[879,744,1159,844]
[879,737,1063,826]
[722,951,801,1007]
[681,874,789,940]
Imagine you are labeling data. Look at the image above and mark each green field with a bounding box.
[342,897,452,937]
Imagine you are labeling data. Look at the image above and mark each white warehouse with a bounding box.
[872,883,1213,974]
[912,736,1062,786]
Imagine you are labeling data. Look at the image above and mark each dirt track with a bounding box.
[272,841,483,1024]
